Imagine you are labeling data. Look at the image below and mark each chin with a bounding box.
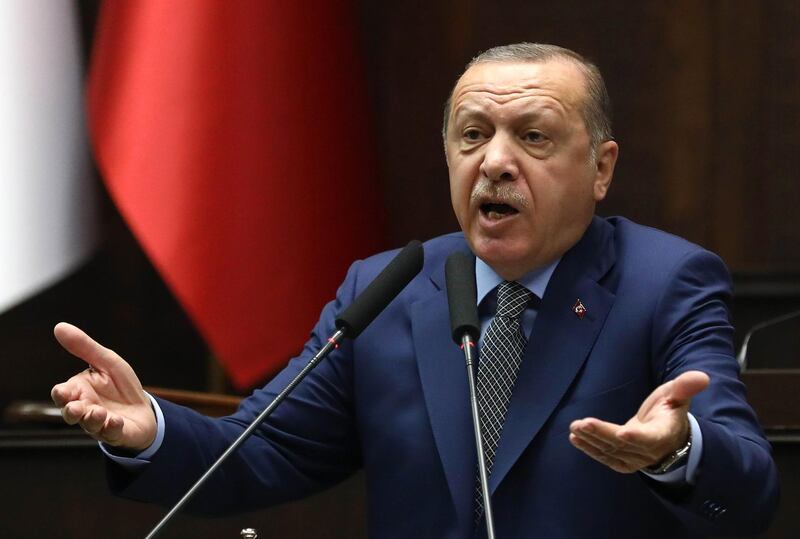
[471,237,534,278]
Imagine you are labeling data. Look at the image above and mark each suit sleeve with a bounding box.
[107,261,364,515]
[648,249,779,535]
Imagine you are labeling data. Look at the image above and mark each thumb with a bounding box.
[666,370,710,406]
[54,322,122,373]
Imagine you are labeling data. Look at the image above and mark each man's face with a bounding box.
[445,60,617,280]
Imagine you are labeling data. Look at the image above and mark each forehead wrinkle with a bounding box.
[454,81,550,106]
[452,90,569,124]
[457,79,531,99]
[450,62,586,122]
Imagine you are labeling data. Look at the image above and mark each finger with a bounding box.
[51,382,81,407]
[635,371,711,420]
[570,433,650,466]
[665,371,710,405]
[99,413,125,445]
[571,417,622,444]
[574,425,654,459]
[571,428,618,454]
[572,422,655,460]
[569,434,650,473]
[570,419,620,452]
[617,425,671,450]
[79,404,108,435]
[61,400,87,425]
[54,322,121,372]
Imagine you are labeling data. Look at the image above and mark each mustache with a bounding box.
[470,179,529,208]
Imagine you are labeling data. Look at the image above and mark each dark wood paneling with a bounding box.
[358,0,800,273]
[741,370,800,430]
[0,434,366,539]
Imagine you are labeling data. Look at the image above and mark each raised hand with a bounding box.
[569,371,710,474]
[50,322,157,450]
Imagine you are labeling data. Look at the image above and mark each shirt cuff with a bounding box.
[642,413,703,485]
[98,392,165,469]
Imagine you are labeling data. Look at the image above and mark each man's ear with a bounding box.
[593,140,618,201]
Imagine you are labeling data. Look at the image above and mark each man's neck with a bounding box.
[475,256,561,305]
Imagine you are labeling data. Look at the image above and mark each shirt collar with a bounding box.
[475,256,560,305]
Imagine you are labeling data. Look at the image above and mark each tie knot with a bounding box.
[495,281,533,318]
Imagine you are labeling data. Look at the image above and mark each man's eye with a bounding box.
[524,131,546,143]
[464,129,482,141]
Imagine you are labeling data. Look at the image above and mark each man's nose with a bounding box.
[479,134,519,182]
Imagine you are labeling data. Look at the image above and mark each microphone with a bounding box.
[444,251,495,539]
[144,241,424,539]
[336,240,424,337]
[445,251,480,343]
[737,309,800,370]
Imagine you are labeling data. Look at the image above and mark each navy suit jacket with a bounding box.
[112,216,778,538]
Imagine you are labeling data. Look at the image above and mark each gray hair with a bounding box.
[442,43,613,153]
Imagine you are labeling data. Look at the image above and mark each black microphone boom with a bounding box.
[336,240,424,338]
[143,240,424,539]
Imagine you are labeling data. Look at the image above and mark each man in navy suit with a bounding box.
[51,43,778,537]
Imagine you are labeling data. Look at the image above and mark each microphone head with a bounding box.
[445,251,479,344]
[335,240,424,339]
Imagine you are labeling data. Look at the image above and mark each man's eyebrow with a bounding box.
[512,109,559,123]
[451,106,490,124]
[452,105,556,125]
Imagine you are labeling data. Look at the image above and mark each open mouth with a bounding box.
[480,202,519,220]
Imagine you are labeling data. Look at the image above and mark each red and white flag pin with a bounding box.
[573,299,587,320]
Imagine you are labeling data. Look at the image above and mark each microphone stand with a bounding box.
[143,329,347,539]
[460,333,496,539]
[142,239,424,539]
[737,308,800,370]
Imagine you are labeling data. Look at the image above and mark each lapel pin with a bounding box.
[573,299,587,320]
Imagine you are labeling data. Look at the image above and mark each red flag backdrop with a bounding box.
[88,1,385,389]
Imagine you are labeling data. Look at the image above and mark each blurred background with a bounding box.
[1,0,798,537]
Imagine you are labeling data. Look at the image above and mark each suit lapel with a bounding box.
[488,217,617,492]
[410,220,617,517]
[412,244,476,531]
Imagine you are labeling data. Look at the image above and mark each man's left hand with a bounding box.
[568,370,710,474]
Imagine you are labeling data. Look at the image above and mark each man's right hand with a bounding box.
[50,322,157,451]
